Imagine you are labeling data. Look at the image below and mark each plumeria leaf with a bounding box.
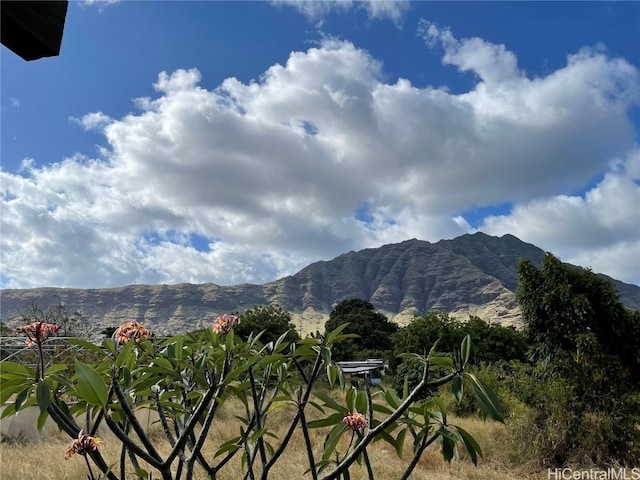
[75,360,108,407]
[429,356,454,368]
[14,385,31,412]
[315,392,345,413]
[36,380,51,413]
[36,410,49,432]
[326,363,337,387]
[1,402,16,419]
[460,335,472,368]
[307,413,344,428]
[0,362,34,378]
[455,425,482,465]
[323,422,348,460]
[115,339,135,368]
[134,469,150,479]
[346,387,356,412]
[385,388,402,410]
[395,428,407,457]
[67,339,108,356]
[441,431,456,463]
[465,373,504,423]
[44,364,68,375]
[0,378,30,405]
[355,391,367,415]
[452,374,463,405]
[325,322,350,345]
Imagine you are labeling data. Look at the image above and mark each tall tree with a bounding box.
[518,253,640,378]
[516,253,640,464]
[234,304,300,345]
[324,298,398,361]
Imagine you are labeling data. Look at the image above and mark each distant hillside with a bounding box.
[1,233,638,335]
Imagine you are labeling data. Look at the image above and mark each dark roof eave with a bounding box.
[1,1,68,61]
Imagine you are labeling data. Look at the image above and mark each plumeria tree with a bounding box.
[0,314,502,480]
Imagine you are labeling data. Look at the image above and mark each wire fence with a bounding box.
[0,336,103,369]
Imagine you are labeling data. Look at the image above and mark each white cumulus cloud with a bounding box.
[272,0,409,25]
[1,27,639,288]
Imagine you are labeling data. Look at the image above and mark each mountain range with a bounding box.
[1,233,638,336]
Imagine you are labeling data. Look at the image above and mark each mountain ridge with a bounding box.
[1,233,638,335]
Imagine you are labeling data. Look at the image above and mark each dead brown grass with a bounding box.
[0,395,544,480]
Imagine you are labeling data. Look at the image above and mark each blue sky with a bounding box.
[1,0,639,289]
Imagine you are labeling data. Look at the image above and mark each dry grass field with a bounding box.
[0,394,545,480]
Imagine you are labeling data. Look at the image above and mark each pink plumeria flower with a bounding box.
[65,430,103,459]
[114,321,150,344]
[15,322,61,347]
[213,314,240,335]
[343,412,368,431]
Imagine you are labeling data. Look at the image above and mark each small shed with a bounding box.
[336,359,387,387]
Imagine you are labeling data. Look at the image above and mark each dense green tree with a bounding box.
[518,253,639,371]
[393,312,526,364]
[234,304,300,345]
[515,253,640,465]
[324,298,398,361]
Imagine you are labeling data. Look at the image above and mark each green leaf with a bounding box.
[307,413,344,429]
[465,373,504,423]
[75,360,108,407]
[451,374,463,405]
[314,460,331,475]
[37,410,49,432]
[429,356,453,368]
[0,362,34,377]
[431,397,447,419]
[225,328,235,352]
[115,339,135,368]
[427,338,441,359]
[346,387,356,412]
[48,373,74,390]
[372,403,393,415]
[323,423,348,460]
[68,339,108,356]
[36,380,50,413]
[460,335,471,368]
[316,391,345,413]
[0,379,30,405]
[355,391,367,415]
[134,469,150,479]
[395,428,407,457]
[396,352,424,363]
[455,425,482,465]
[325,322,350,345]
[327,363,337,387]
[440,431,456,463]
[14,386,31,412]
[321,347,332,365]
[173,335,184,361]
[1,403,16,419]
[44,364,68,375]
[150,357,174,371]
[385,388,401,410]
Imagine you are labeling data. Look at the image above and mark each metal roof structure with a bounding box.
[1,1,68,61]
[336,359,386,375]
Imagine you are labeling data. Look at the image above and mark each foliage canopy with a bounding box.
[324,298,398,361]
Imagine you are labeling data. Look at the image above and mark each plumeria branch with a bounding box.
[320,361,441,480]
[260,345,325,480]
